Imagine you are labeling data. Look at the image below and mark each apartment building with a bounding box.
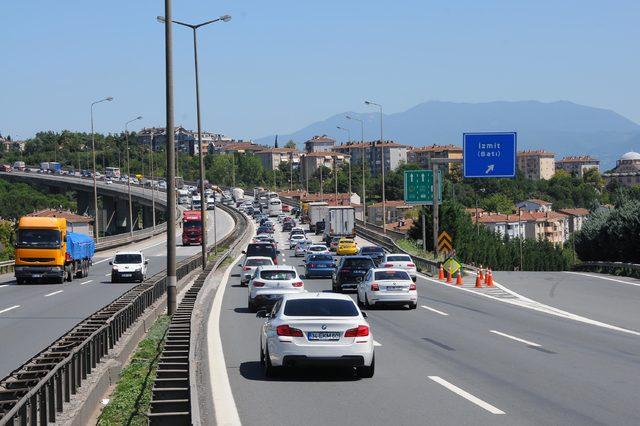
[471,210,569,244]
[555,156,600,177]
[557,208,590,233]
[517,150,555,180]
[474,213,526,240]
[333,140,407,176]
[603,151,640,188]
[221,142,266,155]
[407,144,462,171]
[255,148,302,171]
[137,126,229,155]
[304,135,335,153]
[516,199,553,213]
[301,151,350,182]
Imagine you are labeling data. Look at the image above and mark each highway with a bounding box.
[0,208,234,379]
[215,215,640,426]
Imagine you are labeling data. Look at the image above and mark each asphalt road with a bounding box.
[0,208,234,379]
[218,214,640,426]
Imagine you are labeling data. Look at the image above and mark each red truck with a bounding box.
[182,210,203,246]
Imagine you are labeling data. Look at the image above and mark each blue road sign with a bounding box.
[463,132,517,178]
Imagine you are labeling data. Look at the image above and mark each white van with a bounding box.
[268,198,283,217]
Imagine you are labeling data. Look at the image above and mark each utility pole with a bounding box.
[125,116,143,238]
[346,115,365,222]
[432,162,439,258]
[365,101,386,232]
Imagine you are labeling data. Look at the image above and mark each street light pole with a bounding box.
[337,126,352,196]
[90,96,113,242]
[346,115,365,223]
[365,101,386,232]
[125,116,143,237]
[149,138,156,230]
[158,13,231,269]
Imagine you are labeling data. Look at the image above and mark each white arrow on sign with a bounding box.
[485,164,495,174]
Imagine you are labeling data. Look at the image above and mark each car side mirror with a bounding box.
[145,260,149,265]
[109,261,113,265]
[256,310,270,318]
[412,276,417,282]
[362,312,368,318]
[241,250,246,254]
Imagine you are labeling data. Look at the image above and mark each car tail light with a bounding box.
[277,324,303,337]
[407,263,415,267]
[409,283,416,290]
[371,283,379,291]
[273,257,278,265]
[243,266,250,271]
[65,252,72,262]
[253,281,265,287]
[345,325,369,337]
[308,263,316,268]
[292,281,303,287]
[383,263,393,268]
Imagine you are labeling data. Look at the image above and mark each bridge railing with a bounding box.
[573,261,640,277]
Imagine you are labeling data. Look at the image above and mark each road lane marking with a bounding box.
[373,340,382,347]
[44,290,63,297]
[105,273,111,277]
[80,280,93,285]
[489,330,541,347]
[564,271,640,288]
[428,376,505,415]
[93,258,111,265]
[0,285,7,289]
[0,305,20,314]
[421,305,449,316]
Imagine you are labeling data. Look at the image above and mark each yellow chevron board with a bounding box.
[438,231,452,252]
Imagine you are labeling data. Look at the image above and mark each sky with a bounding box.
[1,0,639,141]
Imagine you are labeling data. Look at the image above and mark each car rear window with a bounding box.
[375,270,411,281]
[309,254,333,262]
[339,239,354,244]
[246,258,273,266]
[114,254,142,264]
[343,258,374,268]
[309,246,326,251]
[284,299,359,317]
[247,244,276,257]
[387,255,412,262]
[361,246,384,254]
[260,270,296,280]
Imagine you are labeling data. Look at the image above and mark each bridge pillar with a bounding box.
[143,206,154,230]
[100,196,120,236]
[77,191,93,217]
[113,199,129,235]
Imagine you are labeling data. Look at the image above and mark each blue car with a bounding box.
[304,253,335,279]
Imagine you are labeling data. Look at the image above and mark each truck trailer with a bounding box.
[322,206,356,241]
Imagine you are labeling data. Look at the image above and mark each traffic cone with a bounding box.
[486,268,494,287]
[438,265,444,281]
[475,273,483,288]
[479,265,485,282]
[446,267,453,284]
[455,270,463,286]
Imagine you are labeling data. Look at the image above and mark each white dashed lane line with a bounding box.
[489,330,541,348]
[44,290,63,298]
[421,305,449,316]
[373,340,382,347]
[80,280,93,286]
[428,376,506,415]
[0,285,7,289]
[0,305,20,314]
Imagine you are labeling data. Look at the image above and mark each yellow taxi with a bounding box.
[336,238,358,255]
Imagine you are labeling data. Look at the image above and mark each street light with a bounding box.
[364,100,386,233]
[158,12,231,269]
[346,115,366,224]
[90,96,113,242]
[125,116,143,237]
[336,126,352,195]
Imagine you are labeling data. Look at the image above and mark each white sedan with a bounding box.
[239,256,274,286]
[357,268,417,309]
[303,244,330,263]
[289,233,308,249]
[258,292,375,378]
[248,265,305,312]
[381,253,417,281]
[294,241,310,257]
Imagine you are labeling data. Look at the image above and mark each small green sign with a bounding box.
[403,170,442,205]
[443,258,461,275]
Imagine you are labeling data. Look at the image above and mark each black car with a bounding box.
[315,221,326,235]
[332,256,376,292]
[358,246,386,266]
[243,243,279,264]
[260,218,272,226]
[256,225,273,235]
[282,221,294,231]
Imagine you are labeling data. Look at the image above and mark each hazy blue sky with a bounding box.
[1,0,639,140]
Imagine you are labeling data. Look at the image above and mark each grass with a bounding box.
[395,238,446,262]
[97,315,171,426]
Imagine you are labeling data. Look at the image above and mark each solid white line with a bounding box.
[564,271,640,288]
[489,330,541,347]
[80,280,93,285]
[44,290,63,297]
[105,273,111,277]
[0,305,20,314]
[207,252,242,426]
[373,340,382,347]
[428,376,505,415]
[0,285,7,289]
[93,258,111,265]
[421,305,449,316]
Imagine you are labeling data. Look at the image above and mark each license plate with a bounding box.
[386,286,403,291]
[355,277,363,282]
[308,332,341,341]
[32,274,42,278]
[121,273,132,277]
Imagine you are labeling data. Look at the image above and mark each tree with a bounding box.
[284,140,297,149]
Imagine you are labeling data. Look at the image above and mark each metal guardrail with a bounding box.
[573,261,640,277]
[0,261,14,275]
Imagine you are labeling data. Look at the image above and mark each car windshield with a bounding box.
[114,254,142,264]
[375,270,411,281]
[331,237,341,243]
[184,220,201,228]
[309,246,326,251]
[247,244,275,257]
[387,255,412,262]
[284,299,359,317]
[309,254,333,262]
[16,229,61,248]
[361,247,384,254]
[343,258,374,268]
[246,258,272,266]
[260,270,296,280]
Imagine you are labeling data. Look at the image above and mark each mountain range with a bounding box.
[254,101,640,169]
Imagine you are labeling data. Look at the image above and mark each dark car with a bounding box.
[315,221,326,235]
[257,225,274,235]
[332,256,376,292]
[243,243,279,264]
[282,221,295,231]
[260,218,272,226]
[359,246,386,266]
[304,253,336,279]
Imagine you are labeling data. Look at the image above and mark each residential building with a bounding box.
[516,199,553,213]
[557,208,590,234]
[0,136,25,152]
[27,208,94,237]
[471,210,569,244]
[517,150,555,180]
[367,200,413,225]
[137,126,232,155]
[407,144,462,172]
[221,142,266,155]
[603,151,640,187]
[304,135,335,153]
[555,156,600,177]
[333,140,407,176]
[301,151,350,182]
[299,192,361,205]
[255,148,302,171]
[473,213,526,240]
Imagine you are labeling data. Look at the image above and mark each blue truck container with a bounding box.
[67,232,95,261]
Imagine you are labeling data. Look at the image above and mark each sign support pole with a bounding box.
[432,163,439,259]
[422,207,427,252]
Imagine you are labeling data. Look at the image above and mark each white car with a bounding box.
[304,244,330,263]
[381,253,417,281]
[258,293,375,378]
[110,251,148,283]
[240,256,274,286]
[294,241,311,257]
[248,265,305,312]
[289,233,308,249]
[105,179,113,185]
[357,268,417,309]
[277,214,287,223]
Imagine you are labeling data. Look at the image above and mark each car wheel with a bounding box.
[410,302,418,310]
[16,278,25,285]
[263,347,278,378]
[357,354,375,378]
[357,292,363,308]
[364,294,371,309]
[56,275,65,284]
[248,297,257,313]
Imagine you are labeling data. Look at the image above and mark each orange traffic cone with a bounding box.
[478,265,485,282]
[438,265,444,281]
[486,268,494,287]
[446,268,453,284]
[475,273,483,288]
[455,270,463,286]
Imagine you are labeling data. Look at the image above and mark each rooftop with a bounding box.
[520,198,552,206]
[306,135,335,144]
[473,211,567,224]
[557,208,590,216]
[557,155,599,163]
[408,144,462,153]
[28,209,93,223]
[368,200,412,208]
[335,140,407,149]
[518,150,555,158]
[255,148,302,155]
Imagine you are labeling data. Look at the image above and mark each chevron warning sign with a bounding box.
[438,231,452,253]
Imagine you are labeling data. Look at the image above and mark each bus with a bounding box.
[105,167,121,179]
[267,191,279,200]
[268,198,283,217]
